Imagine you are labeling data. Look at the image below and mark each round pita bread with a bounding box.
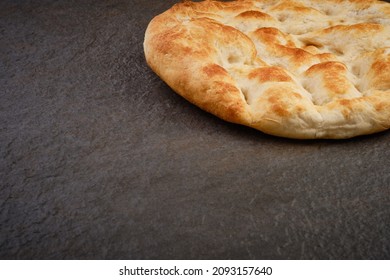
[144,0,390,139]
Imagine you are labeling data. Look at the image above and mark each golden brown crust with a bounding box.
[144,0,390,139]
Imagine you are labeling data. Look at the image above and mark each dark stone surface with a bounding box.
[1,0,390,259]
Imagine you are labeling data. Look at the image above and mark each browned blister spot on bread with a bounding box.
[268,98,291,117]
[252,27,296,47]
[258,87,304,118]
[153,29,182,55]
[370,59,390,90]
[278,46,313,65]
[236,10,273,20]
[271,2,321,14]
[203,64,228,78]
[306,62,348,95]
[375,102,385,112]
[323,23,383,34]
[339,99,358,119]
[248,67,292,83]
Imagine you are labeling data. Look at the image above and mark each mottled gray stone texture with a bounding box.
[1,0,390,259]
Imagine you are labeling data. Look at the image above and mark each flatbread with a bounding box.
[144,0,390,139]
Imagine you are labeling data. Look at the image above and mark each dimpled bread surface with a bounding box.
[144,0,390,139]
